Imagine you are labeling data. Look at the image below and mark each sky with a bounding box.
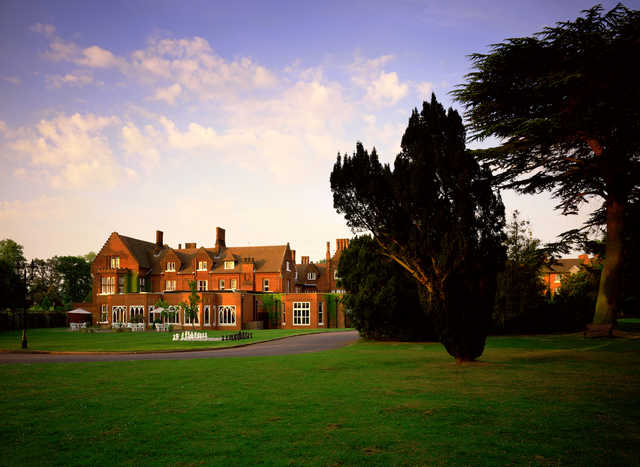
[1,0,634,261]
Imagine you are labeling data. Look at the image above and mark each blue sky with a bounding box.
[1,0,633,260]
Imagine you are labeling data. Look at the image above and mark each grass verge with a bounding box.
[1,333,639,465]
[0,328,351,352]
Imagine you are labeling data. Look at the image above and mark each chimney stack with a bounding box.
[579,253,589,264]
[301,256,309,264]
[178,244,182,250]
[326,241,331,263]
[156,230,163,247]
[216,227,226,253]
[336,238,349,252]
[185,242,196,249]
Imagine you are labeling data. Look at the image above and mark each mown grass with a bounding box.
[0,328,348,352]
[1,334,639,466]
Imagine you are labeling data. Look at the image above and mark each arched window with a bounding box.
[218,305,236,326]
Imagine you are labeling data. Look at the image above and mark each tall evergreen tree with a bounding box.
[331,94,505,362]
[453,4,640,326]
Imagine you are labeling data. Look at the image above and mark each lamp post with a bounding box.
[16,259,34,349]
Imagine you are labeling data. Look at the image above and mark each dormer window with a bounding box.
[197,261,207,271]
[307,272,316,280]
[166,262,176,272]
[110,256,120,269]
[224,261,234,270]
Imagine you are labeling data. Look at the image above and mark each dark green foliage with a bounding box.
[550,267,601,331]
[331,94,505,360]
[180,281,201,327]
[51,256,92,304]
[0,239,26,309]
[338,236,435,341]
[454,4,640,325]
[493,211,546,332]
[260,294,282,328]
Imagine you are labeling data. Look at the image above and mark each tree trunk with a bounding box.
[592,196,624,325]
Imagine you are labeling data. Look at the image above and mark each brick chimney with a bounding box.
[185,242,196,249]
[216,227,226,253]
[178,244,182,250]
[579,253,589,264]
[326,241,331,263]
[156,230,163,247]
[336,238,349,252]
[301,256,309,264]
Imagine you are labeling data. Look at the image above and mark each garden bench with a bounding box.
[584,323,614,338]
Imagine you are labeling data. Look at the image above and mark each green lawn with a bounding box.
[0,328,348,352]
[1,334,639,466]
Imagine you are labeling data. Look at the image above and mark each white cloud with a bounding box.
[152,83,182,104]
[46,72,96,87]
[35,29,278,102]
[77,45,121,68]
[30,23,56,37]
[2,75,20,85]
[0,120,7,135]
[349,54,409,107]
[365,71,408,106]
[8,113,134,189]
[121,122,160,163]
[415,81,434,99]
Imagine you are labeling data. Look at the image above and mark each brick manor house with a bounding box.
[89,228,348,330]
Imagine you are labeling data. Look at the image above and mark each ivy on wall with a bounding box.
[324,293,340,328]
[260,294,282,328]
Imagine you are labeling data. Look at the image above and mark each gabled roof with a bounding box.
[296,263,325,283]
[118,234,158,269]
[541,258,586,274]
[212,245,287,273]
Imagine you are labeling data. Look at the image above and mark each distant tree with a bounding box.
[29,258,62,308]
[0,239,26,309]
[338,235,436,341]
[330,94,506,362]
[453,4,640,326]
[493,211,546,331]
[552,266,601,332]
[51,256,92,304]
[83,251,97,264]
[180,280,201,328]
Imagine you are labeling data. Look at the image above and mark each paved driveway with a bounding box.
[0,330,360,364]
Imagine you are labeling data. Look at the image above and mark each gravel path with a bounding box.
[0,330,360,364]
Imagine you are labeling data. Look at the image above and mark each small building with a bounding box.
[541,254,596,295]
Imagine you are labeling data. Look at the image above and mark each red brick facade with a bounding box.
[90,228,346,330]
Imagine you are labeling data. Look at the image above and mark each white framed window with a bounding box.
[219,279,225,290]
[282,302,286,324]
[166,261,176,272]
[224,261,234,270]
[118,276,125,294]
[218,305,236,326]
[167,305,180,324]
[185,305,200,325]
[230,279,237,290]
[139,277,146,292]
[295,271,298,280]
[100,304,108,323]
[334,270,338,280]
[110,256,120,269]
[286,280,290,293]
[263,279,269,292]
[554,274,562,283]
[286,261,290,271]
[101,276,115,294]
[197,261,207,271]
[165,280,176,291]
[197,280,208,291]
[307,272,316,280]
[149,305,160,323]
[130,305,144,322]
[293,302,310,326]
[112,305,126,323]
[204,305,210,325]
[318,302,324,325]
